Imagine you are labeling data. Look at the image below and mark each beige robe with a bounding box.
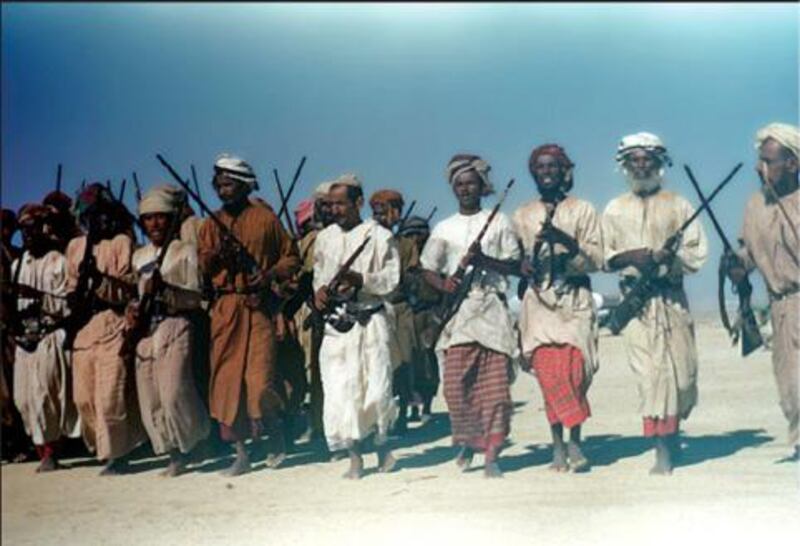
[13,250,80,445]
[131,240,210,454]
[512,196,603,381]
[602,189,708,422]
[737,188,799,446]
[66,234,146,460]
[386,236,421,369]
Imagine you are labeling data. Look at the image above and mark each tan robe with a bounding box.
[295,229,318,369]
[737,188,799,446]
[131,240,210,454]
[180,216,203,247]
[512,196,603,382]
[66,234,145,460]
[386,236,421,368]
[602,189,708,422]
[13,250,80,445]
[197,202,299,429]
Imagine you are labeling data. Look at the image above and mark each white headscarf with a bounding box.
[214,154,258,190]
[330,173,362,190]
[615,132,672,167]
[138,184,185,216]
[755,122,800,160]
[313,181,334,200]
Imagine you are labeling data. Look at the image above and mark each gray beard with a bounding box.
[624,169,664,195]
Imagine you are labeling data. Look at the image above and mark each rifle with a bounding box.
[428,178,516,343]
[190,165,205,218]
[397,200,417,234]
[156,154,261,283]
[118,178,127,202]
[529,196,565,291]
[426,206,438,223]
[606,164,740,335]
[132,172,143,202]
[272,169,298,238]
[302,235,372,333]
[56,164,63,193]
[275,156,307,227]
[62,220,99,350]
[684,164,763,356]
[119,193,187,359]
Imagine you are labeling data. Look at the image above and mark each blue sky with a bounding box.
[2,3,798,309]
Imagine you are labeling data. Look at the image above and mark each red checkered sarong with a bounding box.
[643,416,679,437]
[530,344,591,428]
[443,344,512,453]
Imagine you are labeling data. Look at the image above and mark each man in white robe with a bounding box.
[12,203,80,472]
[602,132,708,475]
[313,174,400,479]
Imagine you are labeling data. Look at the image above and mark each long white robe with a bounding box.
[602,188,708,422]
[313,219,400,451]
[13,250,80,445]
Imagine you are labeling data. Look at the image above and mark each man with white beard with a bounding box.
[602,132,708,475]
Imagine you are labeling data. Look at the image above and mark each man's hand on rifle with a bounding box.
[721,250,747,284]
[539,224,579,256]
[124,300,140,329]
[441,274,462,294]
[520,259,535,279]
[143,269,164,297]
[336,270,364,293]
[652,246,677,267]
[247,267,275,292]
[314,286,330,310]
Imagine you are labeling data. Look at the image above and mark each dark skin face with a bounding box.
[20,221,50,257]
[317,197,334,227]
[371,202,401,230]
[141,212,172,247]
[757,139,799,196]
[213,174,251,213]
[329,185,363,231]
[452,170,483,215]
[532,153,571,201]
[623,149,662,180]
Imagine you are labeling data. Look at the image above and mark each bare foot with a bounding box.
[455,446,474,472]
[221,455,251,477]
[484,461,503,478]
[549,444,569,472]
[36,457,66,473]
[567,441,590,473]
[99,459,128,477]
[649,440,673,476]
[342,453,364,480]
[377,449,397,473]
[265,451,286,469]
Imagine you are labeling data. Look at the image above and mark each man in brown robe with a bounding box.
[66,184,146,475]
[197,154,300,476]
[725,122,800,461]
[370,189,419,435]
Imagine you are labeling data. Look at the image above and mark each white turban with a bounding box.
[615,132,672,167]
[755,122,800,160]
[330,173,362,190]
[313,181,334,200]
[214,153,258,190]
[138,184,185,216]
[445,155,495,196]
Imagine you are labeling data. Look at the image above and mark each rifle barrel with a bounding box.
[678,163,742,234]
[190,164,205,218]
[276,156,307,223]
[684,165,736,252]
[273,169,297,237]
[56,164,62,193]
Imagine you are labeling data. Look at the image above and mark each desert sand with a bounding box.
[2,320,798,546]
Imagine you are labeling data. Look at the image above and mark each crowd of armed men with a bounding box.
[1,122,797,480]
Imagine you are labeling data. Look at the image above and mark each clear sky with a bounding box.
[2,3,798,309]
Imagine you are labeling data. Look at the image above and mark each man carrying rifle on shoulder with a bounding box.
[10,203,81,472]
[512,143,603,474]
[125,185,211,477]
[196,154,300,476]
[420,154,521,478]
[312,174,401,479]
[601,133,708,475]
[65,183,146,476]
[724,123,800,462]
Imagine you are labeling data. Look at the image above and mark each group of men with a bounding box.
[1,122,797,480]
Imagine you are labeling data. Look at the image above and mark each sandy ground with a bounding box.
[2,320,798,546]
